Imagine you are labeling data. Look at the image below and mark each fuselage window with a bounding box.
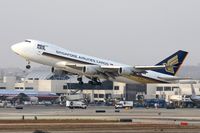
[25,40,31,43]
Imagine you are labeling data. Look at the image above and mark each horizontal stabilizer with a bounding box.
[158,76,191,81]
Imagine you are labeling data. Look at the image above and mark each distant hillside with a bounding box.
[177,65,200,79]
[0,67,27,78]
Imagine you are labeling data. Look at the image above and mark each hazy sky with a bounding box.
[0,0,200,68]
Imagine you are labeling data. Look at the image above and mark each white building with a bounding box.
[2,71,200,104]
[13,80,126,103]
[0,76,17,90]
[146,80,200,102]
[14,80,68,93]
[0,70,127,103]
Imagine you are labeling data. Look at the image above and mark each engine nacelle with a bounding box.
[118,67,134,75]
[83,65,100,75]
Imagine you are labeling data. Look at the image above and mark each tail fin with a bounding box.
[153,50,188,76]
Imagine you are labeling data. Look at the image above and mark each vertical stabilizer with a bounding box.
[153,50,188,76]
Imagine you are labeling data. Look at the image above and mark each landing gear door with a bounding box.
[37,50,43,55]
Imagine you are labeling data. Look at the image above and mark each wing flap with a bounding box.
[134,65,166,71]
[56,61,167,75]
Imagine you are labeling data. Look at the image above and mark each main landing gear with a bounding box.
[77,76,102,86]
[77,77,84,85]
[88,77,102,86]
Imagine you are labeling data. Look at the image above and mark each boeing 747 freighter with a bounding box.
[11,39,188,85]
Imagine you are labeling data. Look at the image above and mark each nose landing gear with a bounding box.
[26,65,31,69]
[26,61,31,69]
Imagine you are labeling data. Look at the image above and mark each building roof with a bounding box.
[25,70,54,80]
[25,70,70,80]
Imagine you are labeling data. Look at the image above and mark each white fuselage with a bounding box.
[11,39,173,84]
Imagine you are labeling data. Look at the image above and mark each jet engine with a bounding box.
[82,65,100,75]
[118,67,134,75]
[51,67,67,75]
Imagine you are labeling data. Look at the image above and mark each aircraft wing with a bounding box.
[101,65,166,73]
[56,61,166,72]
[55,61,167,77]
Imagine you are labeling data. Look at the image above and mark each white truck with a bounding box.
[115,101,133,109]
[66,100,87,109]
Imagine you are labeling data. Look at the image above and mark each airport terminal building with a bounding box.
[146,82,200,102]
[0,70,199,103]
[0,70,140,102]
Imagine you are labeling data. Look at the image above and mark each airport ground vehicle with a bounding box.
[144,99,166,108]
[182,101,195,108]
[133,102,145,108]
[166,102,176,109]
[15,104,24,109]
[66,100,87,109]
[0,101,13,108]
[115,101,133,109]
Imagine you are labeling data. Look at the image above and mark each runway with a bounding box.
[1,105,200,120]
[0,105,200,133]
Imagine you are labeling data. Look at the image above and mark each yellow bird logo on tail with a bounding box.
[164,55,179,74]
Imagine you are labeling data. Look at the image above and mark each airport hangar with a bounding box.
[0,69,200,103]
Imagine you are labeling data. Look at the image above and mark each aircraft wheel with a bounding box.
[26,65,31,69]
[88,81,94,85]
[79,81,84,85]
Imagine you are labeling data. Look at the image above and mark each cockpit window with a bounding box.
[25,40,31,43]
[37,44,46,50]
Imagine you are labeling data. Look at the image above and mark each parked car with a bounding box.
[166,102,176,109]
[15,104,24,109]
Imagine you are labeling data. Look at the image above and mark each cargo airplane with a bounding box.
[11,39,188,85]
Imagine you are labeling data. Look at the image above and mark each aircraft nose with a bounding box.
[11,43,22,54]
[11,44,17,52]
[11,44,18,53]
